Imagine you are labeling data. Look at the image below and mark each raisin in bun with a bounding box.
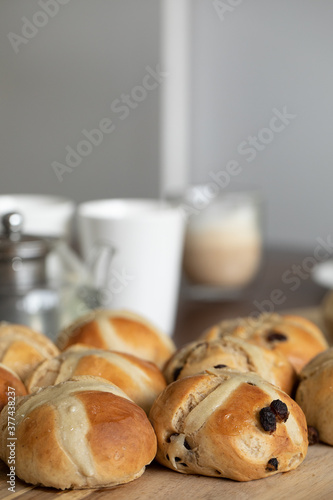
[149,370,308,482]
[0,363,27,412]
[0,376,157,489]
[26,344,166,413]
[0,323,59,381]
[203,313,328,373]
[296,347,333,446]
[163,336,296,395]
[57,309,175,369]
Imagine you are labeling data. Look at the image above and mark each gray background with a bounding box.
[1,0,333,249]
[190,0,333,249]
[0,0,160,201]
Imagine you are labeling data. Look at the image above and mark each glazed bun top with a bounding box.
[26,344,167,413]
[163,336,296,395]
[0,322,59,381]
[56,309,176,369]
[203,313,328,373]
[298,346,333,379]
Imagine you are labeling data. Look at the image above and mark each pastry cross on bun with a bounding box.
[202,313,328,373]
[149,370,308,481]
[0,323,59,382]
[56,309,175,369]
[163,336,296,395]
[0,376,157,490]
[26,344,167,413]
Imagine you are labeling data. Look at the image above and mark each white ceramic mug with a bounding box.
[77,199,186,336]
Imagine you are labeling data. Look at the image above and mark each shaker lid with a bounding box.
[0,212,52,260]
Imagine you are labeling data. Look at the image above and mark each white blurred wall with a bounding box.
[0,0,160,201]
[1,1,333,249]
[190,0,333,249]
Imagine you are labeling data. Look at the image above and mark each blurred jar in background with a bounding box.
[182,187,263,291]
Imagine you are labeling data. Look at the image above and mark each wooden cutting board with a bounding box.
[0,444,332,500]
[0,307,332,500]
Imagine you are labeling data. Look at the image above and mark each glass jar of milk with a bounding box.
[181,186,263,294]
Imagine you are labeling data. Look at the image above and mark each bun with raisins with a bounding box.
[163,336,296,395]
[149,370,308,481]
[202,313,328,373]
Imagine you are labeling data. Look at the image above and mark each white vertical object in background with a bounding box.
[159,0,192,198]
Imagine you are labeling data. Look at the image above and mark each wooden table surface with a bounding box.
[1,248,333,500]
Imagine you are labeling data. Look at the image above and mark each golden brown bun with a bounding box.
[149,370,308,481]
[26,344,167,413]
[203,313,328,373]
[0,363,27,412]
[57,309,175,369]
[163,336,296,395]
[0,323,59,381]
[296,347,333,445]
[0,376,157,489]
